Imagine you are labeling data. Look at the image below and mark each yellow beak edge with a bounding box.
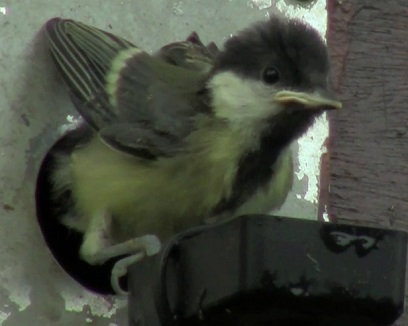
[274,90,342,110]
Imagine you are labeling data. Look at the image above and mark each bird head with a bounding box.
[207,16,341,143]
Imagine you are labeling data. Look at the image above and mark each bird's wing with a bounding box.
[44,18,215,159]
[156,31,220,73]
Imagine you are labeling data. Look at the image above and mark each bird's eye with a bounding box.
[262,67,280,84]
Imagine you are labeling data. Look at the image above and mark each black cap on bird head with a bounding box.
[209,15,341,144]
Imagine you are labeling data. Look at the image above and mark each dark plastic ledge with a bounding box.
[128,215,407,326]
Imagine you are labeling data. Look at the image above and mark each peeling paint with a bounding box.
[275,0,328,38]
[0,265,32,312]
[60,289,127,319]
[265,11,270,20]
[322,205,330,222]
[249,0,330,212]
[296,114,329,204]
[8,284,31,312]
[248,0,272,10]
[0,311,11,326]
[58,115,83,135]
[172,1,184,16]
[275,0,329,205]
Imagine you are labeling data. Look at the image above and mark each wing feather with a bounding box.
[45,18,215,158]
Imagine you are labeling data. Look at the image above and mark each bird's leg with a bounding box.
[110,254,145,295]
[80,210,161,264]
[79,210,115,265]
[79,211,161,294]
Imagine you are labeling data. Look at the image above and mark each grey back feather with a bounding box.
[44,18,214,159]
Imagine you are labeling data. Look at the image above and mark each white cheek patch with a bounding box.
[208,71,282,124]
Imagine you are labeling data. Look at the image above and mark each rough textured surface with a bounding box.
[0,0,328,325]
[327,1,408,324]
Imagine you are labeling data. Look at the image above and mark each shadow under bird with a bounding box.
[43,16,341,294]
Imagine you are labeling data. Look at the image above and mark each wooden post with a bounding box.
[327,1,408,324]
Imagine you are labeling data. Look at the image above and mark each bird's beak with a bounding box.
[274,90,342,111]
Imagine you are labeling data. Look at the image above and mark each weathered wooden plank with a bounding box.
[327,1,408,324]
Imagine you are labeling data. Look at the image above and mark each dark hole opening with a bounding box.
[35,132,125,295]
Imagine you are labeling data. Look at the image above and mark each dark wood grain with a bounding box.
[327,1,408,324]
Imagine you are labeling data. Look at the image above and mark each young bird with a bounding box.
[44,16,341,294]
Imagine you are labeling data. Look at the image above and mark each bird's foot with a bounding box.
[111,252,145,295]
[78,211,161,294]
[105,235,162,295]
[81,230,161,294]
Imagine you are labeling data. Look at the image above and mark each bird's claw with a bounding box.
[111,235,162,295]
